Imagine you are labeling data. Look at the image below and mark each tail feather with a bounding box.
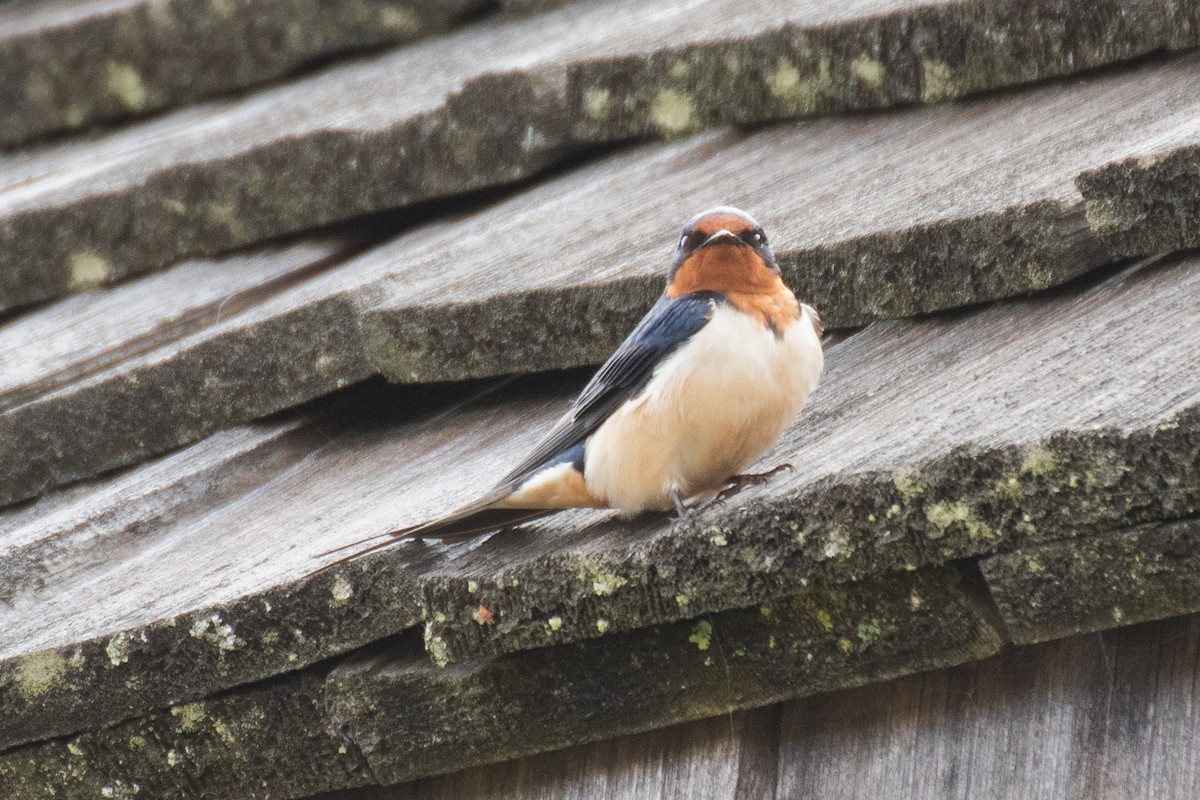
[312,500,554,572]
[401,505,555,543]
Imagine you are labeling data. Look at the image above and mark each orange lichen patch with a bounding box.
[498,462,606,509]
[475,605,496,625]
[668,243,779,298]
[690,211,755,237]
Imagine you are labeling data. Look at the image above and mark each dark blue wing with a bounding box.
[497,291,718,488]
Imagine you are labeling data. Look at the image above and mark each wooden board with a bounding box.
[0,0,485,146]
[8,52,1200,508]
[1077,115,1200,257]
[1,0,1194,310]
[0,568,1005,799]
[775,614,1200,799]
[1,250,1197,754]
[417,251,1200,663]
[311,706,784,800]
[0,0,577,309]
[0,237,354,413]
[564,0,1200,140]
[341,612,1200,800]
[981,518,1200,644]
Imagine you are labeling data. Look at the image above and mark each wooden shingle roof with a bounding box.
[1,0,1199,797]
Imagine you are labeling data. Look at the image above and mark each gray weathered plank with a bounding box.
[314,612,1200,800]
[0,236,379,506]
[0,237,356,415]
[0,568,1003,799]
[565,0,1200,141]
[316,705,779,800]
[0,2,579,311]
[980,518,1200,644]
[1,0,1194,311]
[0,0,486,147]
[1076,115,1200,258]
[773,614,1200,800]
[0,378,468,752]
[418,251,1200,664]
[9,52,1200,508]
[0,375,567,751]
[1,249,1197,753]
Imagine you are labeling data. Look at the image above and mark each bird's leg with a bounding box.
[670,487,691,518]
[716,463,794,502]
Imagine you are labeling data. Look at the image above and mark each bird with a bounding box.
[322,206,823,563]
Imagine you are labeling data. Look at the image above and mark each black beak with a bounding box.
[700,229,743,248]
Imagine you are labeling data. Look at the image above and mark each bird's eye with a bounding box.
[742,229,765,246]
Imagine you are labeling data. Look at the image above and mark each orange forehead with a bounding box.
[689,212,755,237]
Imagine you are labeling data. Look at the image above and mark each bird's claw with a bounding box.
[670,488,695,519]
[716,463,794,502]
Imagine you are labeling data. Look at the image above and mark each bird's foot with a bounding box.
[670,487,696,519]
[716,463,794,503]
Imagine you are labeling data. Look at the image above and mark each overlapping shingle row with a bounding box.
[1,0,1198,797]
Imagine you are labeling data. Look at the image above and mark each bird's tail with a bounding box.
[312,495,554,570]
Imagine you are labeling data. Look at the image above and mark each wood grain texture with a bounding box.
[566,0,1200,140]
[981,518,1200,644]
[311,611,1200,800]
[419,251,1200,663]
[0,377,480,751]
[361,55,1200,383]
[0,0,487,147]
[1077,115,1200,257]
[775,614,1200,800]
[0,567,1003,799]
[0,236,379,507]
[1,250,1197,754]
[318,706,778,800]
[7,52,1200,508]
[0,237,354,412]
[8,0,1196,153]
[1,0,1194,310]
[0,2,579,310]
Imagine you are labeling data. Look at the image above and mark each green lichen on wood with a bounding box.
[0,63,571,313]
[331,568,1004,785]
[782,200,1104,327]
[0,670,369,800]
[426,406,1200,664]
[981,518,1200,644]
[567,0,1195,141]
[1076,142,1200,258]
[0,0,485,147]
[0,568,1000,799]
[0,555,421,753]
[360,274,661,385]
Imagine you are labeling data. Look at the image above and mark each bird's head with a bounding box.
[666,206,781,298]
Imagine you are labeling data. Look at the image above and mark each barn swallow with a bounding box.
[324,207,823,561]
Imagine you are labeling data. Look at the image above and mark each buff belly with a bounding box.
[583,303,823,513]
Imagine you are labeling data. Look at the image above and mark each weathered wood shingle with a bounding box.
[2,0,1200,794]
[0,568,1002,799]
[1,0,1196,310]
[0,0,487,147]
[321,614,1200,800]
[2,249,1197,759]
[7,52,1200,508]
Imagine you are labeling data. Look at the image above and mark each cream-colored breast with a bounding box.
[584,302,823,513]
